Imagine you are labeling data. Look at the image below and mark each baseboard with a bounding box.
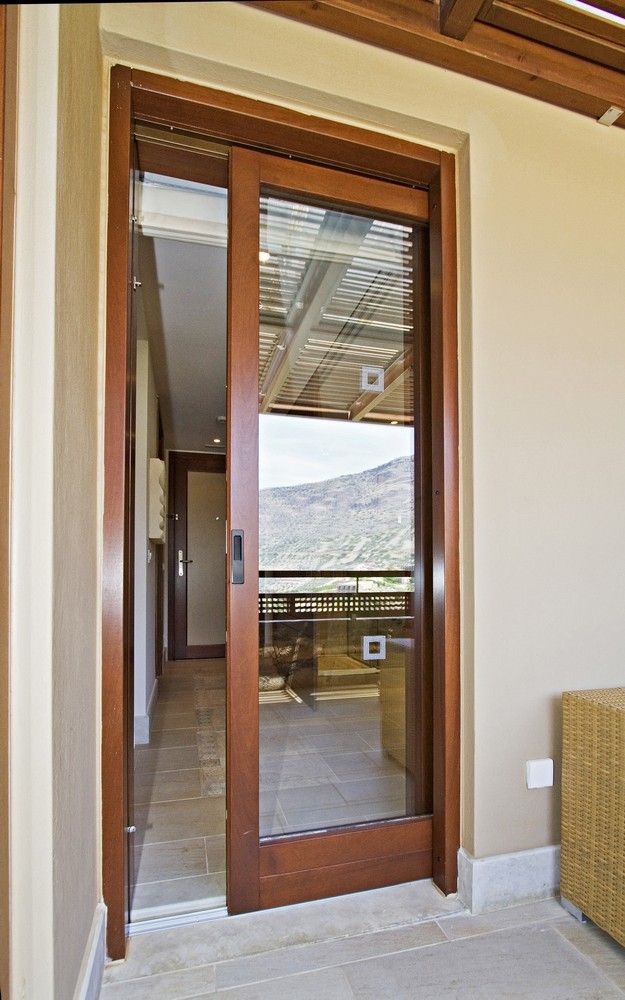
[458,845,560,914]
[73,902,106,1000]
[134,678,159,746]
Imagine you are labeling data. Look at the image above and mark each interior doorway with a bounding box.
[169,452,226,662]
[102,67,460,960]
[130,167,229,922]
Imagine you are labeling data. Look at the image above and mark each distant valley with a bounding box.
[259,455,414,591]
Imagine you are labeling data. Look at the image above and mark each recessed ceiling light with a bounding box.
[259,251,271,263]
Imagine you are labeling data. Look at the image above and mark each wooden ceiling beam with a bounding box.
[481,2,625,72]
[242,0,625,129]
[349,348,413,421]
[440,0,489,39]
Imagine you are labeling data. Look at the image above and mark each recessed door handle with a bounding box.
[231,529,244,584]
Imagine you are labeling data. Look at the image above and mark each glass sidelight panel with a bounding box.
[257,193,429,838]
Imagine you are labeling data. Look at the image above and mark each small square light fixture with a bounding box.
[361,365,385,393]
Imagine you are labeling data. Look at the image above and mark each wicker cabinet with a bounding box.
[561,688,625,947]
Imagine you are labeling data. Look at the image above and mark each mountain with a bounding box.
[259,455,414,589]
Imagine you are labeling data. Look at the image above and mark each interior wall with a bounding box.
[52,4,104,997]
[134,338,159,740]
[100,1,625,861]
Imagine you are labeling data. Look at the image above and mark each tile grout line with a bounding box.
[551,922,625,997]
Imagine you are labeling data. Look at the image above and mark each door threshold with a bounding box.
[128,904,229,936]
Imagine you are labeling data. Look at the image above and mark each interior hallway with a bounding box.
[103,882,625,998]
[132,659,226,920]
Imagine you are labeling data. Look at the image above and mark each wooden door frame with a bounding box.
[103,64,460,959]
[168,451,227,661]
[228,147,435,913]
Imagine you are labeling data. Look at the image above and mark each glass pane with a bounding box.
[258,192,428,838]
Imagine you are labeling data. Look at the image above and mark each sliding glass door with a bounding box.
[227,148,432,912]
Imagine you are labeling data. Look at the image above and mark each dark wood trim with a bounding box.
[429,153,461,896]
[243,1,625,130]
[188,643,226,659]
[102,63,133,962]
[130,69,441,186]
[481,1,625,71]
[227,146,261,913]
[103,66,461,950]
[255,151,429,220]
[260,816,431,875]
[168,451,226,661]
[440,0,487,39]
[507,0,625,47]
[136,137,229,188]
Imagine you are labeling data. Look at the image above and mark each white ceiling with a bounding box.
[137,177,227,452]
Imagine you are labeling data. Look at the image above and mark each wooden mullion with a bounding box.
[226,147,262,914]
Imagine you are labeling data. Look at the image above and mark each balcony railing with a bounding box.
[258,569,413,620]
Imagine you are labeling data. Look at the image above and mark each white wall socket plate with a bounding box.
[526,758,554,789]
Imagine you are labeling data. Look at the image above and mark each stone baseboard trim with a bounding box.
[73,902,106,1000]
[458,845,560,914]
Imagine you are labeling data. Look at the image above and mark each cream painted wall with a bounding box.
[134,339,159,740]
[100,2,625,862]
[52,5,103,997]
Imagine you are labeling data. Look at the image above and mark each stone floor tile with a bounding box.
[341,924,622,999]
[215,966,353,998]
[134,838,207,884]
[136,796,225,844]
[554,917,625,991]
[437,897,565,940]
[215,920,445,990]
[104,881,462,985]
[131,873,226,919]
[100,963,216,999]
[134,768,202,806]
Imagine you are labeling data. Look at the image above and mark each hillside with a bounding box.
[259,455,414,590]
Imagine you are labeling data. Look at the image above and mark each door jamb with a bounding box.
[102,63,460,959]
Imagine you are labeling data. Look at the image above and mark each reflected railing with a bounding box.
[259,569,413,620]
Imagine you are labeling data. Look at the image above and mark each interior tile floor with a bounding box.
[132,659,227,921]
[259,694,407,837]
[103,880,625,998]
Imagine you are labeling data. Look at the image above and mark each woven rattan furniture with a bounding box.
[561,688,625,947]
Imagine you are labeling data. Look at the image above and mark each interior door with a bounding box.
[169,451,227,660]
[227,148,433,912]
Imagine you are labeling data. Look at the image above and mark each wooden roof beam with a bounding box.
[440,0,489,39]
[349,348,413,421]
[242,0,625,130]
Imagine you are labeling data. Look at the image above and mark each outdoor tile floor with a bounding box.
[104,883,625,998]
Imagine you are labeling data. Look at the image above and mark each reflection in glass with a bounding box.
[257,194,428,837]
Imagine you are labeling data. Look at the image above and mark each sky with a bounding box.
[259,413,413,489]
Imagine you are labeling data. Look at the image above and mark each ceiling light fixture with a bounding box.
[213,437,221,444]
[390,420,398,425]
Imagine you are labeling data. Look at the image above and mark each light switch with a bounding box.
[526,758,553,789]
